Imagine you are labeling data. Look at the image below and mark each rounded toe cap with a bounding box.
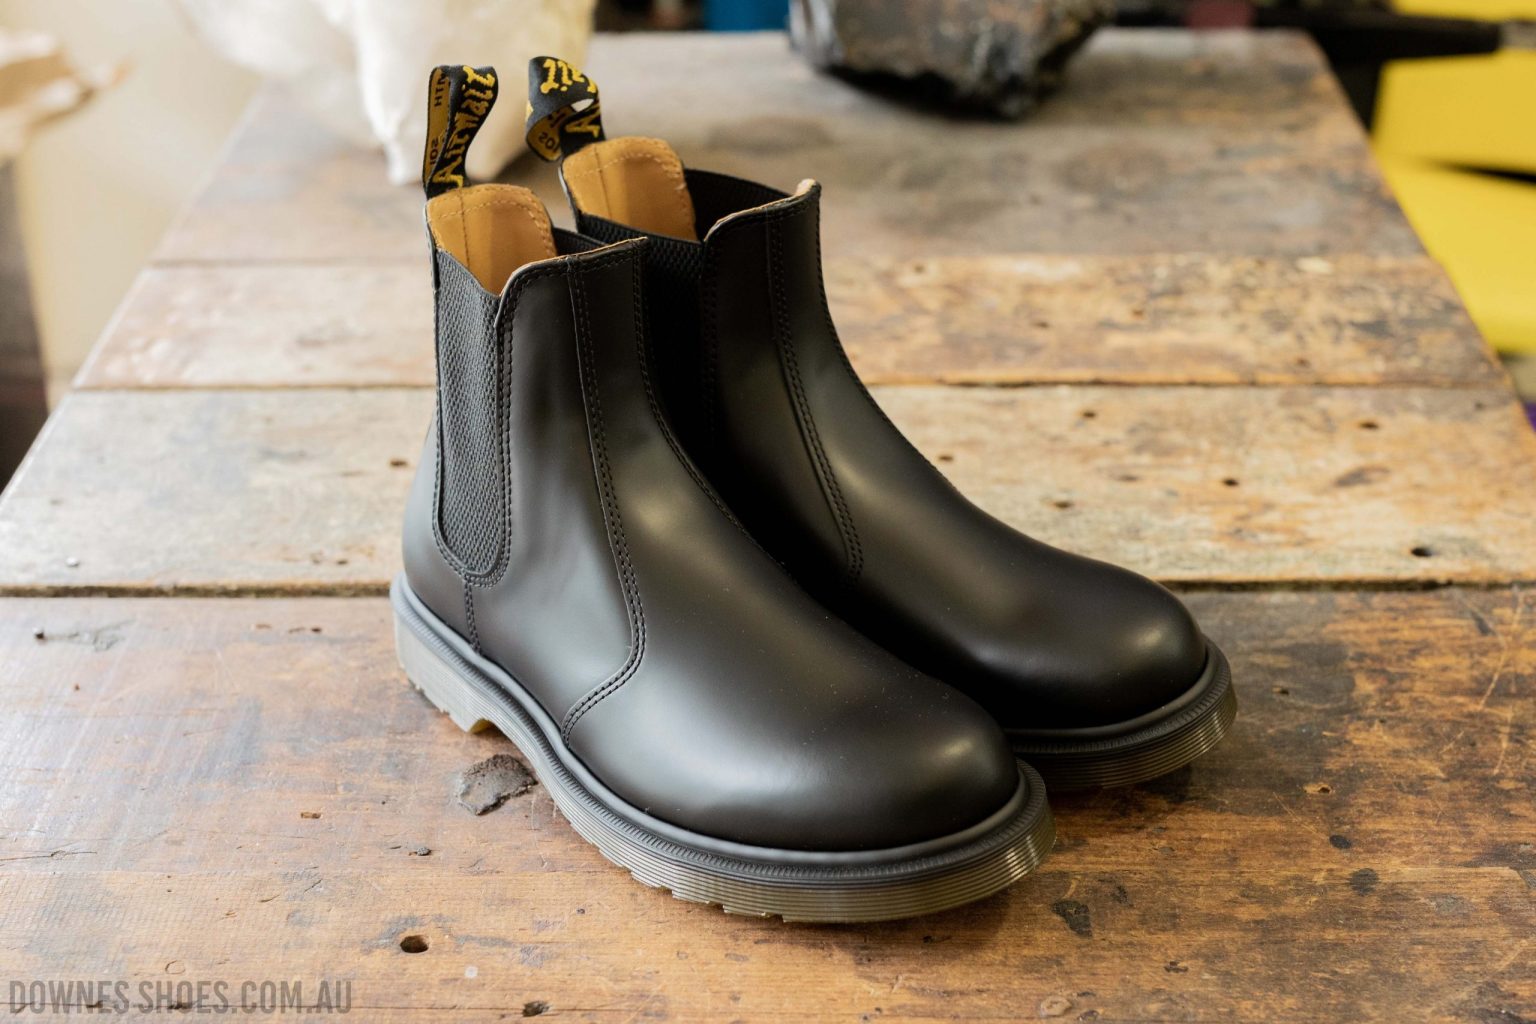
[1084,572,1208,720]
[974,558,1209,730]
[571,657,1022,853]
[731,676,1023,850]
[833,684,1022,847]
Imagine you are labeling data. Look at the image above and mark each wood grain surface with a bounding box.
[1,591,1530,1021]
[0,389,428,594]
[829,253,1501,387]
[152,31,1422,266]
[77,252,1499,391]
[3,385,1535,594]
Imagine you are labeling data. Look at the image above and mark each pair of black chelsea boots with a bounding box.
[393,60,1237,922]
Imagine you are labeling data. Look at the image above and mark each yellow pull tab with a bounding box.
[524,56,604,163]
[422,64,499,198]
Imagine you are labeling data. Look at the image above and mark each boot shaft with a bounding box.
[551,128,889,589]
[569,164,789,453]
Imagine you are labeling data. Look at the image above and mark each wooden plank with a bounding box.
[833,253,1501,387]
[76,252,1501,391]
[880,383,1536,584]
[2,385,1535,594]
[1,590,1531,1022]
[588,33,1421,260]
[153,88,432,265]
[78,264,436,390]
[1033,28,1365,128]
[0,389,428,595]
[153,31,1422,266]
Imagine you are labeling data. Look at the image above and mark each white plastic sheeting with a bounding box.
[176,0,596,184]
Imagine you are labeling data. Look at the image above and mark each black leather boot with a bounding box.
[395,63,1053,921]
[531,60,1236,790]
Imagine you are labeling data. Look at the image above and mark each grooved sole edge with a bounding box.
[391,576,1055,922]
[1011,642,1238,790]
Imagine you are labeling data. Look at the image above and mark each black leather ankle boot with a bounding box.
[531,60,1236,790]
[395,63,1053,921]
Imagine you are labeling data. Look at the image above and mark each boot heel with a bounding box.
[394,609,494,733]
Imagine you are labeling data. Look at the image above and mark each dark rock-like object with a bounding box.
[790,0,1113,117]
[456,752,536,815]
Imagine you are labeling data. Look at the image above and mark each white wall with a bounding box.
[2,0,258,399]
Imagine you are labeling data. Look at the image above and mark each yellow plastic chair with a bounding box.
[1372,0,1536,352]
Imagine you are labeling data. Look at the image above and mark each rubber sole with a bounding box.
[1007,640,1237,790]
[391,576,1055,922]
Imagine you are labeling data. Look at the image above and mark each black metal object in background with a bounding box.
[1117,1,1521,127]
[1261,6,1503,125]
[0,165,50,490]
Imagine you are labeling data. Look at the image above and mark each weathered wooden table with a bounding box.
[3,30,1533,1022]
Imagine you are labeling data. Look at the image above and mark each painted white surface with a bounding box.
[2,0,258,399]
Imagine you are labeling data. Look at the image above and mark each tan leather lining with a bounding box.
[426,184,558,293]
[562,137,698,241]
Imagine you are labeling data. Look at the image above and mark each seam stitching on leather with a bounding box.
[720,190,948,512]
[699,246,722,461]
[431,193,559,276]
[456,190,469,280]
[565,146,693,231]
[629,252,746,529]
[767,214,863,584]
[463,577,480,653]
[561,258,647,742]
[429,253,449,572]
[810,198,953,486]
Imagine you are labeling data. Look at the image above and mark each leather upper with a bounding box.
[574,176,1208,731]
[403,233,1020,850]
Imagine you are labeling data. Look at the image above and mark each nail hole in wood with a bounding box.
[399,935,428,954]
[1410,546,1433,558]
